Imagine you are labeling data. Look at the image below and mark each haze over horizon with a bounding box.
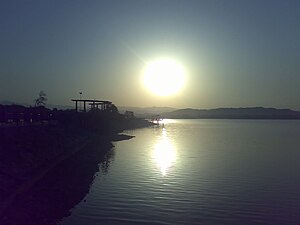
[1,0,300,110]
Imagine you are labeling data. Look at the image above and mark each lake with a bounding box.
[60,119,300,225]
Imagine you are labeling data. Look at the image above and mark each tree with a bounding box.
[109,104,119,113]
[34,91,47,107]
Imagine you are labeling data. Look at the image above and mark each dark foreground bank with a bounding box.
[1,136,114,225]
[0,112,153,225]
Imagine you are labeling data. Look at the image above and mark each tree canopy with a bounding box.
[34,91,47,107]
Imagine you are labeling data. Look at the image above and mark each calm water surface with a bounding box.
[60,119,300,225]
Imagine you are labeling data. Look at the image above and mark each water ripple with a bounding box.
[61,120,300,225]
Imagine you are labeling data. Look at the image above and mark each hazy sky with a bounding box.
[1,0,300,109]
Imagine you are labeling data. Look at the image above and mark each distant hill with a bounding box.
[0,100,18,105]
[118,106,177,118]
[163,107,300,119]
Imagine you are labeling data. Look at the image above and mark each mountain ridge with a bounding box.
[163,107,300,119]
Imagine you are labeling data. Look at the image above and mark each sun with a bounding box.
[143,58,186,96]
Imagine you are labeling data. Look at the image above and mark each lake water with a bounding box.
[60,119,300,225]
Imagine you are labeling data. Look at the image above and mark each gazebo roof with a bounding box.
[71,99,112,104]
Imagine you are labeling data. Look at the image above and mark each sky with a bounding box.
[1,0,300,110]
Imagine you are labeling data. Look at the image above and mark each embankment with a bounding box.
[0,116,153,224]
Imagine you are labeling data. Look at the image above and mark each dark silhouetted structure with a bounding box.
[71,99,112,112]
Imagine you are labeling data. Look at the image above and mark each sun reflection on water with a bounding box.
[152,128,176,176]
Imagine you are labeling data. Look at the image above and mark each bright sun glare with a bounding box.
[143,58,186,96]
[152,128,176,176]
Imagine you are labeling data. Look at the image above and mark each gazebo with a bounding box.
[71,99,112,112]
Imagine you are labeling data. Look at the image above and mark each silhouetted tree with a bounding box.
[109,104,119,113]
[34,91,47,107]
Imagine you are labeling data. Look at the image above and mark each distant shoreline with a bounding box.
[163,117,300,120]
[162,107,300,120]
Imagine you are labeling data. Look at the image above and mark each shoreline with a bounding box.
[0,118,152,223]
[111,133,135,141]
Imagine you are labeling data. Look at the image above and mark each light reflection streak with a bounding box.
[152,128,176,176]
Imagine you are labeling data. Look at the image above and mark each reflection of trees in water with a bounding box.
[0,140,114,225]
